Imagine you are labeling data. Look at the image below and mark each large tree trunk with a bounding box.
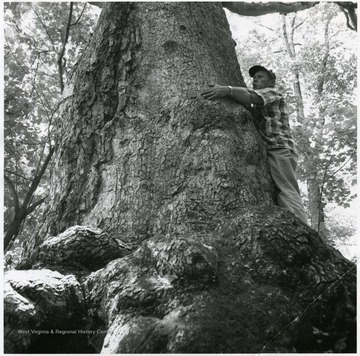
[22,1,274,260]
[8,3,355,353]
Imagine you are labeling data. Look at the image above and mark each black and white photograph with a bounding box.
[2,1,357,354]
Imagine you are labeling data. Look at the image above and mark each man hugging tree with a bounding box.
[201,65,308,224]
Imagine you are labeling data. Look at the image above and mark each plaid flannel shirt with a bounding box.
[251,88,297,153]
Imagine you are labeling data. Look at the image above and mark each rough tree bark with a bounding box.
[6,3,355,354]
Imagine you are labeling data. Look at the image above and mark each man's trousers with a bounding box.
[268,148,309,225]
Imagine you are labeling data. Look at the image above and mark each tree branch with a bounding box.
[340,7,355,30]
[222,2,319,17]
[22,146,55,209]
[5,42,29,75]
[33,143,47,181]
[26,197,46,215]
[4,146,56,251]
[282,15,294,58]
[4,175,20,214]
[71,3,87,26]
[335,2,357,31]
[88,2,104,8]
[258,24,275,32]
[87,1,323,15]
[32,6,56,51]
[58,2,74,94]
[4,169,33,183]
[293,19,305,32]
[6,41,54,121]
[323,151,355,186]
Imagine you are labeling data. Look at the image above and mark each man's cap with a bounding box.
[249,65,276,80]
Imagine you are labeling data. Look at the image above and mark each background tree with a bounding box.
[4,2,356,354]
[3,2,99,257]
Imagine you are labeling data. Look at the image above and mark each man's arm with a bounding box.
[201,85,264,106]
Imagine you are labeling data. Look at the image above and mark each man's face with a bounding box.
[252,70,274,90]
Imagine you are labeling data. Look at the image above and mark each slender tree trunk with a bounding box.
[281,14,327,234]
[311,17,332,237]
[9,4,355,354]
[4,146,55,250]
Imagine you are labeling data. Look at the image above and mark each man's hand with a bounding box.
[201,85,230,100]
[201,85,262,106]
